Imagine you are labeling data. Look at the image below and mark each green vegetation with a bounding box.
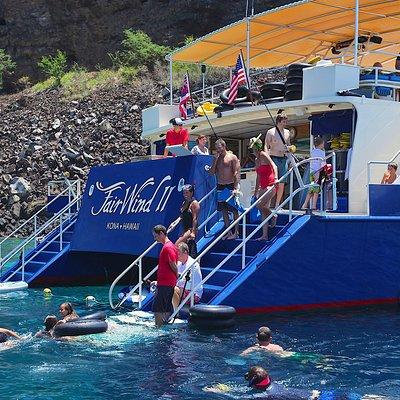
[109,29,170,70]
[30,30,226,100]
[0,49,16,89]
[38,50,68,86]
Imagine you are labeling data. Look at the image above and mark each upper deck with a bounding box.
[141,0,400,215]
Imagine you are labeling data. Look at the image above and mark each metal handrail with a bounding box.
[0,179,81,259]
[108,186,217,309]
[169,153,337,321]
[172,67,286,104]
[2,195,80,282]
[109,193,233,310]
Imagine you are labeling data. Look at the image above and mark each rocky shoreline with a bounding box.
[0,81,160,236]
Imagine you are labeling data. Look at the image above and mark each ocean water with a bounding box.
[1,286,400,399]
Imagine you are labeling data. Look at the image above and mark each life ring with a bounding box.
[220,85,249,104]
[197,102,218,116]
[53,319,108,337]
[189,304,236,329]
[284,90,302,101]
[288,63,311,73]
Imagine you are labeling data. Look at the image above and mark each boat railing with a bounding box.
[1,194,81,282]
[366,149,400,214]
[169,153,337,322]
[0,179,81,264]
[108,186,219,309]
[173,67,286,104]
[359,66,400,101]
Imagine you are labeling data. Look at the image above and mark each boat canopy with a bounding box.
[168,0,400,68]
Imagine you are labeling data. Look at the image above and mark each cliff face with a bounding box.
[0,0,292,81]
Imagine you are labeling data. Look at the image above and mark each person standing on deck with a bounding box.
[191,135,209,155]
[151,225,179,327]
[209,139,241,240]
[265,113,291,209]
[164,118,189,156]
[249,136,277,241]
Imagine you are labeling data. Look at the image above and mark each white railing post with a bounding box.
[59,215,63,251]
[211,86,214,102]
[242,213,246,269]
[289,170,294,221]
[138,259,143,309]
[21,247,25,281]
[34,215,37,247]
[190,261,194,307]
[332,152,337,211]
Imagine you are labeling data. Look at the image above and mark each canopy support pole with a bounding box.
[353,0,359,66]
[246,17,251,84]
[169,57,173,105]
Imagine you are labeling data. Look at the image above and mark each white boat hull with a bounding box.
[0,281,28,293]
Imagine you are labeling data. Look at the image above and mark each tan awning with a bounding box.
[168,0,400,68]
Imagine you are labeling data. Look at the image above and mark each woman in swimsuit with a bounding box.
[58,302,79,323]
[171,185,200,257]
[249,136,278,241]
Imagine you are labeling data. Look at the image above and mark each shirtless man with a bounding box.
[381,162,398,184]
[241,326,293,357]
[209,139,241,239]
[265,113,291,208]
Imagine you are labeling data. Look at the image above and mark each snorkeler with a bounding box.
[205,366,384,400]
[35,315,58,338]
[241,326,293,357]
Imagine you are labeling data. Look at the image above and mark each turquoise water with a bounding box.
[1,286,400,399]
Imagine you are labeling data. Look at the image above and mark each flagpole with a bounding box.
[186,71,196,119]
[240,49,254,106]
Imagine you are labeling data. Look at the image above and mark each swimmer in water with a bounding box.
[241,326,293,357]
[58,302,79,323]
[205,366,387,400]
[35,315,58,338]
[0,328,21,349]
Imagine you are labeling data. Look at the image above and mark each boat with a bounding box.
[0,281,28,294]
[2,0,400,316]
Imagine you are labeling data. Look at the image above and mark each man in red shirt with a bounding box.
[163,118,189,156]
[152,225,179,326]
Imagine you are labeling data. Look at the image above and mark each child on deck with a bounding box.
[302,137,326,210]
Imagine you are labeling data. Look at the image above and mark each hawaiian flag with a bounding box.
[179,74,191,119]
[228,54,247,105]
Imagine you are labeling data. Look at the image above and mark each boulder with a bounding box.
[10,177,31,198]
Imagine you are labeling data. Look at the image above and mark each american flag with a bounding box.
[228,54,247,105]
[179,74,191,119]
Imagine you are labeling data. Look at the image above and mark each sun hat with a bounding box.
[249,134,263,150]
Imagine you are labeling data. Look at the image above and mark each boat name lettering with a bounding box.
[91,176,175,216]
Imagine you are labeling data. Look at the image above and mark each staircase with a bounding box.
[199,215,290,303]
[0,180,81,285]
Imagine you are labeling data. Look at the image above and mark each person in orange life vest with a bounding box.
[163,117,189,156]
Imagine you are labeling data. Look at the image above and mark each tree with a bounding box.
[0,49,16,89]
[38,50,68,86]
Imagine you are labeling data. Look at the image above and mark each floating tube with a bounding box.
[0,281,28,294]
[189,304,236,329]
[79,311,107,321]
[53,319,108,337]
[197,102,218,116]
